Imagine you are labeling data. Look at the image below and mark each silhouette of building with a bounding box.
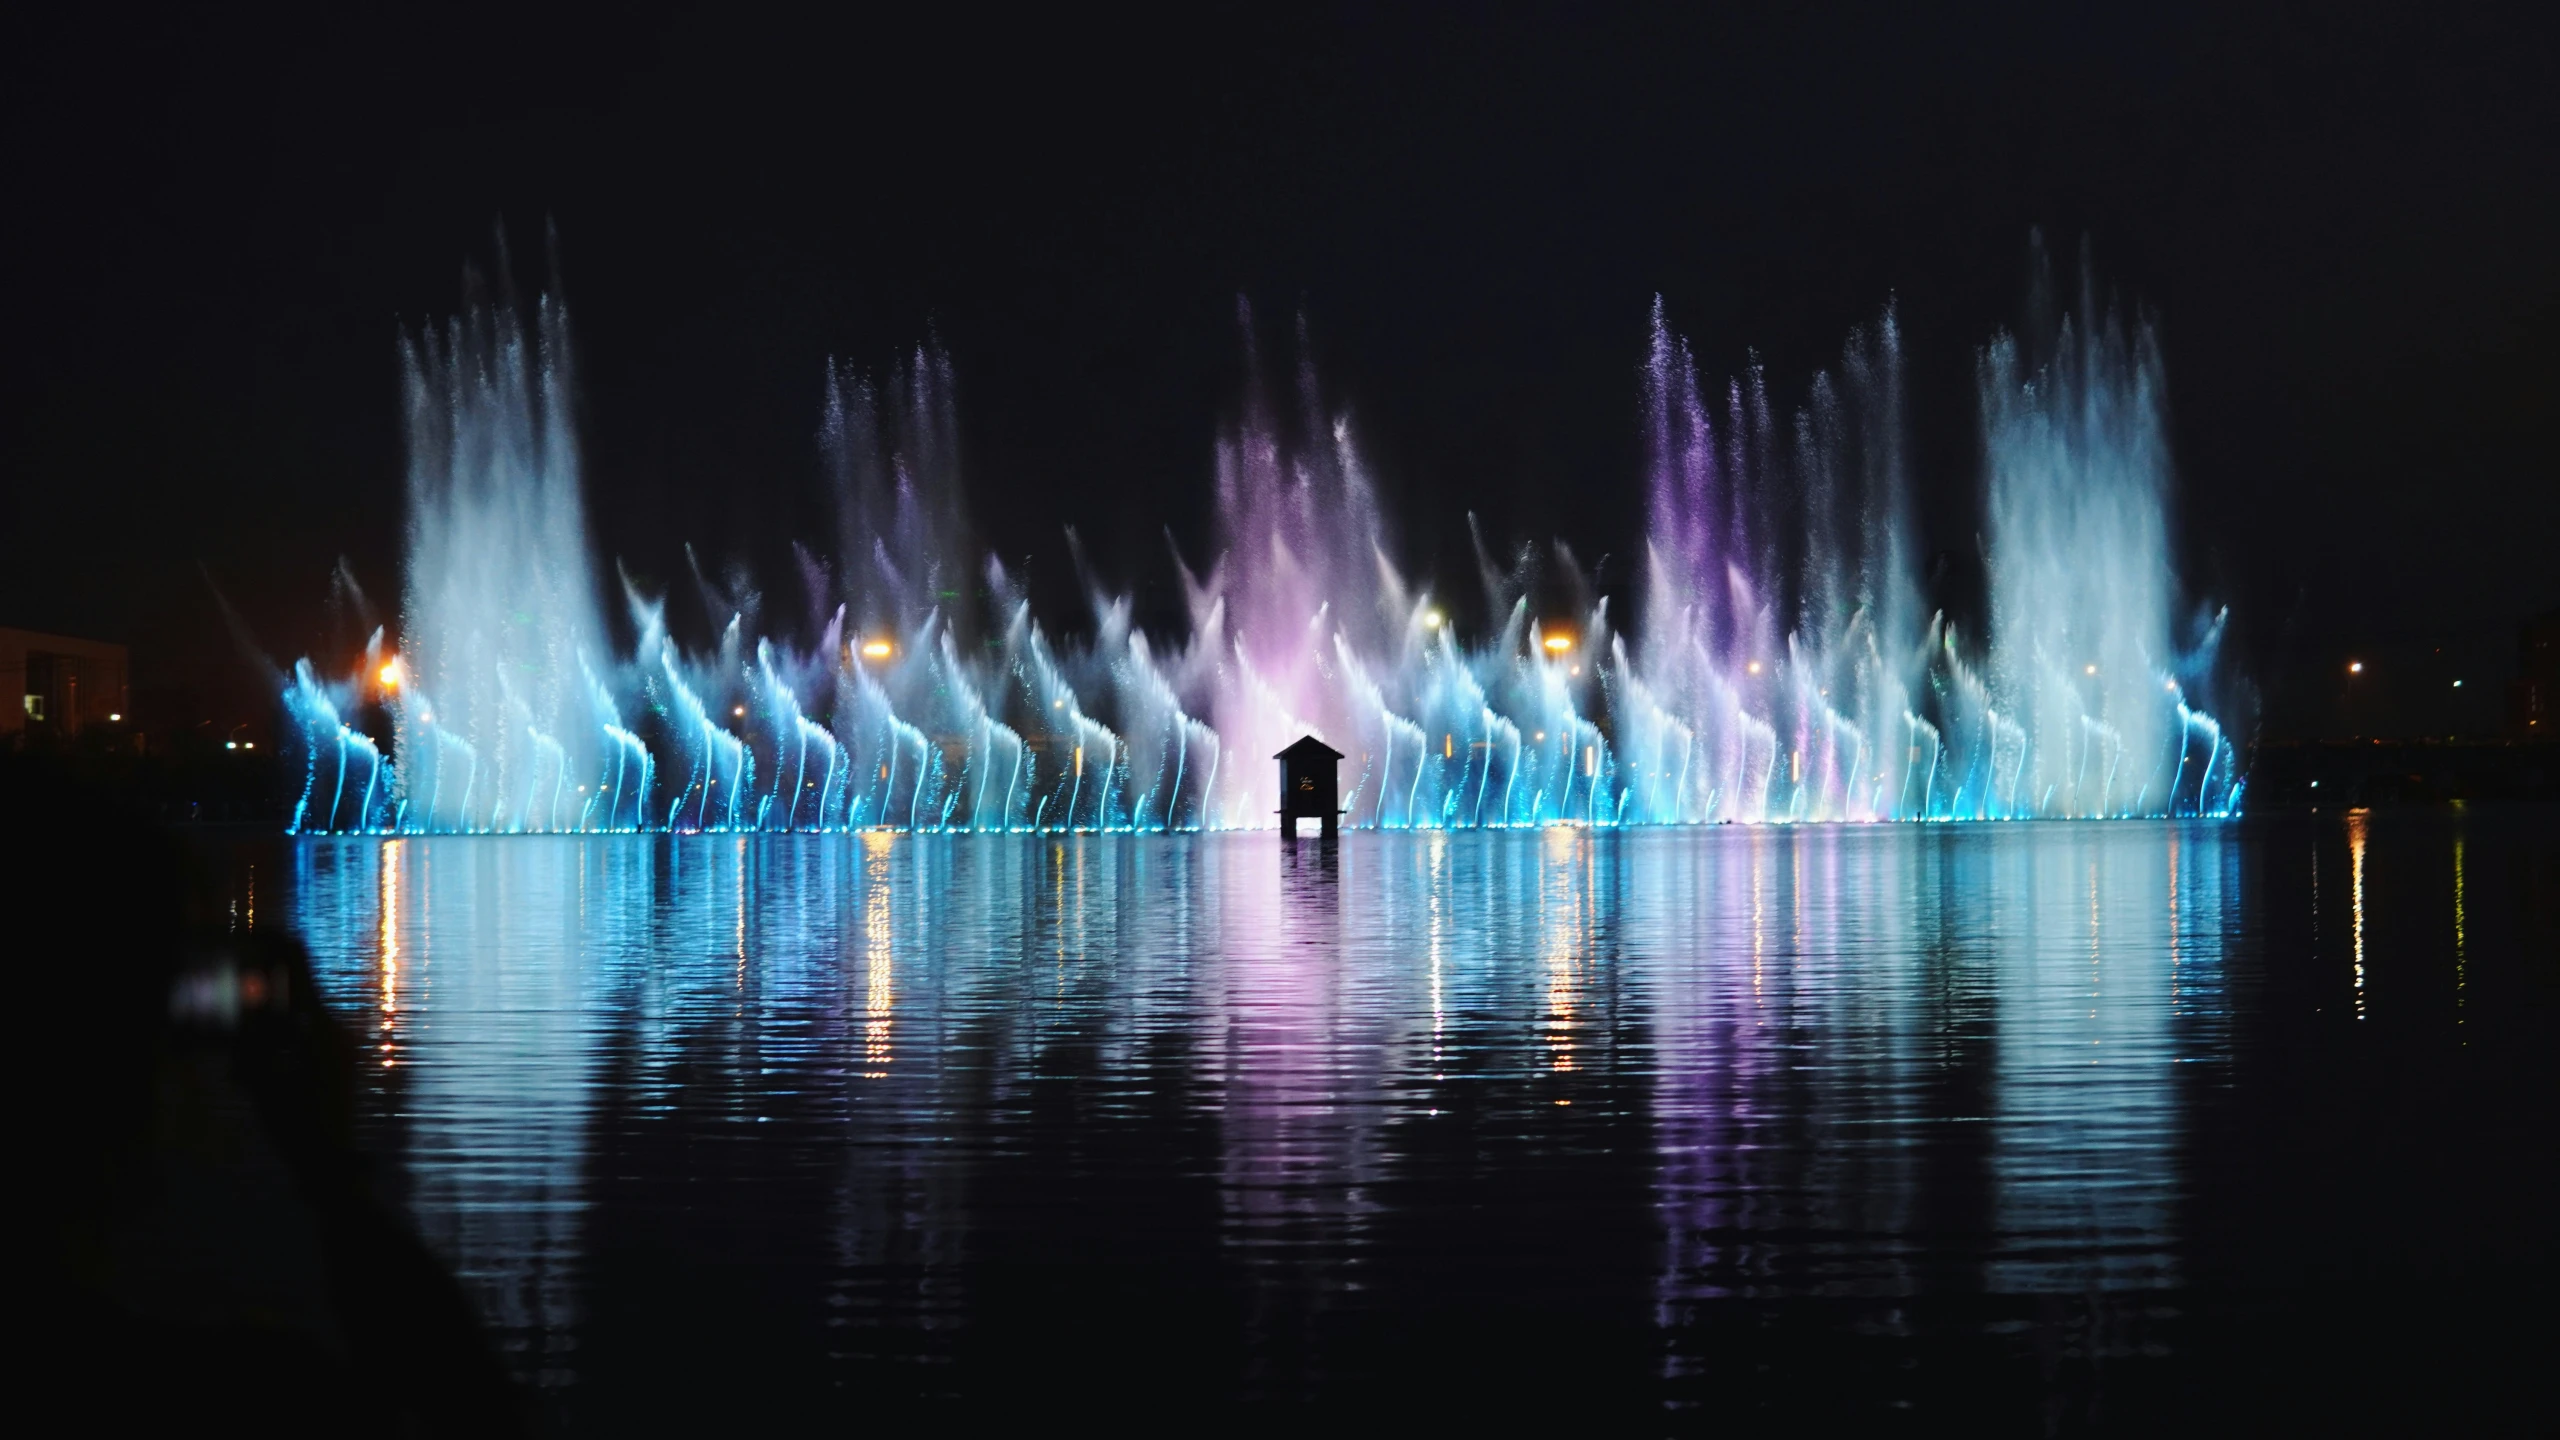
[1276,735,1343,837]
[2514,608,2557,737]
[1,627,128,744]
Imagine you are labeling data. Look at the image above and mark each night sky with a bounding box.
[5,5,2552,741]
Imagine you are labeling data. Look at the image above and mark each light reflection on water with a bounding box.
[273,817,2532,1408]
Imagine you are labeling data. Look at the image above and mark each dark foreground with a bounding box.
[28,805,2557,1432]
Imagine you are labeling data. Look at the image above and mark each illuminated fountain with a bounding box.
[284,262,2241,834]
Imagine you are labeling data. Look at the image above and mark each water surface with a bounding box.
[262,812,2554,1427]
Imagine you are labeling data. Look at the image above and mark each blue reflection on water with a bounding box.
[290,824,2244,1390]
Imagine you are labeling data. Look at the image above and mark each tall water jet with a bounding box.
[1979,251,2209,817]
[1637,298,1923,823]
[822,345,970,640]
[1203,306,1403,827]
[389,268,617,832]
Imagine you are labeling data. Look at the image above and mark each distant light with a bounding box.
[419,710,432,723]
[1542,634,1573,654]
[2166,680,2178,693]
[861,639,894,660]
[226,741,237,750]
[2311,780,2320,789]
[2348,661,2364,674]
[1534,731,1545,742]
[2452,679,2464,688]
[1746,660,1762,675]
[108,712,121,722]
[733,705,746,717]
[379,658,402,689]
[243,742,254,750]
[1422,609,1444,629]
[1051,697,1065,709]
[2084,664,2098,676]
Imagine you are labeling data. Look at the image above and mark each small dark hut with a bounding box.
[1275,735,1344,837]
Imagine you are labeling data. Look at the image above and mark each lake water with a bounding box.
[257,811,2554,1428]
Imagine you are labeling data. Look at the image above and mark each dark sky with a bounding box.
[4,4,2552,740]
